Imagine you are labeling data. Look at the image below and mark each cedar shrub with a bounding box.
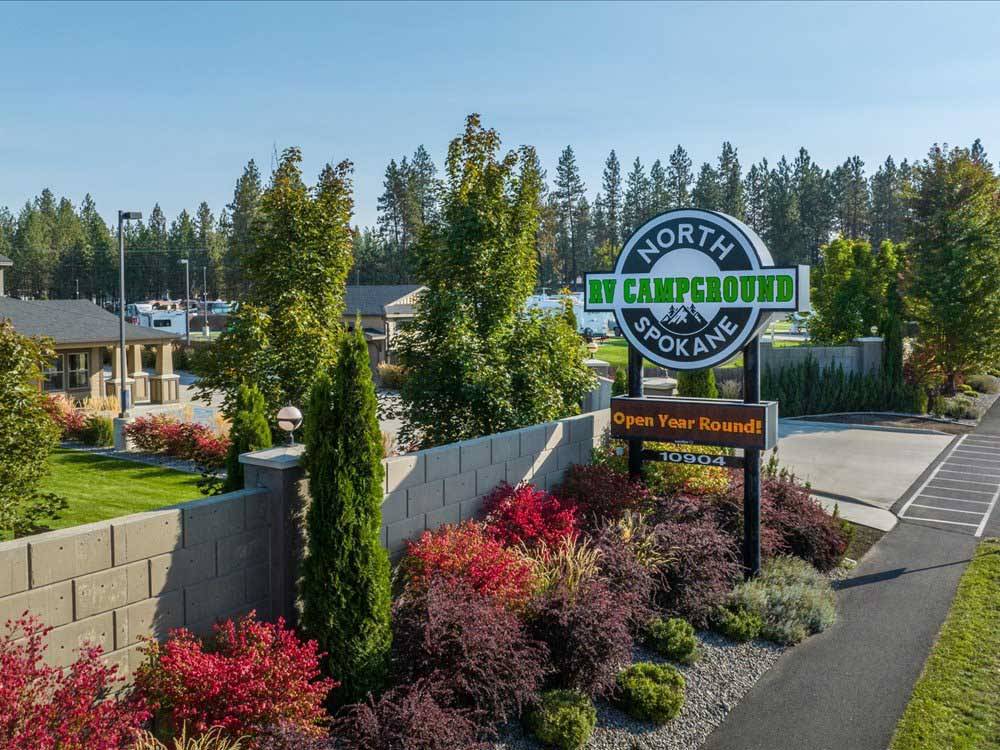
[222,383,273,493]
[299,327,392,703]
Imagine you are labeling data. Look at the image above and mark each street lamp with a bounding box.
[117,210,142,418]
[202,266,210,337]
[179,258,191,345]
[277,405,303,446]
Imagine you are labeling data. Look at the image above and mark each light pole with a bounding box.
[202,266,210,337]
[179,258,191,345]
[117,211,142,418]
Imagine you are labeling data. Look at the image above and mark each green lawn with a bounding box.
[28,449,202,536]
[890,538,1000,750]
[595,336,805,371]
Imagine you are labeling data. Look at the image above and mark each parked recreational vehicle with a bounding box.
[525,293,613,338]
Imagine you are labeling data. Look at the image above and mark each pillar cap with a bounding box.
[239,445,304,469]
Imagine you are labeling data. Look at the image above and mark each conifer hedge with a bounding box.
[676,368,718,399]
[222,384,273,493]
[299,327,392,704]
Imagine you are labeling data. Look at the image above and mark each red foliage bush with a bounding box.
[392,578,548,727]
[483,482,578,548]
[124,415,231,470]
[43,395,87,439]
[652,517,743,627]
[133,612,335,740]
[402,522,539,610]
[592,524,656,634]
[556,463,651,528]
[334,681,486,750]
[0,614,149,750]
[527,578,633,698]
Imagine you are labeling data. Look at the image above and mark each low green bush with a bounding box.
[377,363,409,390]
[524,689,597,750]
[644,617,699,664]
[930,395,981,420]
[966,373,1000,394]
[614,662,685,724]
[713,605,763,642]
[726,556,837,645]
[80,415,114,447]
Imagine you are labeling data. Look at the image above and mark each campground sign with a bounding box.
[587,208,811,576]
[585,209,809,370]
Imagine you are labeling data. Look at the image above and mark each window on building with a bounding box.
[66,352,90,389]
[42,356,64,391]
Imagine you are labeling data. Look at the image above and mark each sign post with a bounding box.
[585,208,809,577]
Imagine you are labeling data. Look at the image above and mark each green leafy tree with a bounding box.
[196,148,355,419]
[221,384,273,493]
[0,322,65,537]
[810,237,896,344]
[299,327,392,703]
[676,368,718,399]
[906,144,1000,392]
[398,114,594,446]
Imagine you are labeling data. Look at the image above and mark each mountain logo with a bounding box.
[660,303,709,335]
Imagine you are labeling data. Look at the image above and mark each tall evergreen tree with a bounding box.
[906,144,1000,392]
[793,148,835,264]
[300,326,392,703]
[225,160,262,298]
[221,383,272,493]
[765,156,801,264]
[601,150,623,247]
[622,157,651,233]
[649,158,669,215]
[743,159,770,235]
[970,138,990,169]
[667,145,693,207]
[870,156,909,251]
[376,157,410,281]
[832,155,870,238]
[554,145,587,280]
[717,142,744,218]
[692,163,722,211]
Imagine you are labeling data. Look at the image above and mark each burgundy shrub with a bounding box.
[527,578,633,698]
[257,722,335,750]
[334,681,487,750]
[652,517,742,627]
[392,578,548,727]
[483,482,578,548]
[556,463,651,529]
[592,524,656,635]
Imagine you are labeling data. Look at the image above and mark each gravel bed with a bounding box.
[493,632,785,750]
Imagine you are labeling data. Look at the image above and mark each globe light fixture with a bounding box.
[277,405,303,445]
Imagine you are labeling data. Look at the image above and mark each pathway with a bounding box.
[701,401,1000,750]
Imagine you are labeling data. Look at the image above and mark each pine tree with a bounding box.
[692,163,722,211]
[554,145,587,280]
[742,160,770,236]
[970,138,990,169]
[221,384,272,493]
[793,148,835,264]
[601,150,623,247]
[677,368,718,398]
[870,156,909,251]
[832,156,870,238]
[717,142,744,218]
[906,144,1000,392]
[667,145,693,207]
[299,326,392,703]
[649,158,669,215]
[623,157,651,233]
[764,157,801,264]
[225,160,262,298]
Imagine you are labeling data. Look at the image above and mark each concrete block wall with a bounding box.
[378,409,611,556]
[0,487,275,679]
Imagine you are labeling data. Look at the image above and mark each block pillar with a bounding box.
[106,346,135,407]
[149,343,179,404]
[88,346,104,400]
[239,446,306,627]
[128,345,149,403]
[853,336,884,374]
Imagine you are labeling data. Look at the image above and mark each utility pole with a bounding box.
[117,211,142,418]
[202,265,210,337]
[179,258,191,345]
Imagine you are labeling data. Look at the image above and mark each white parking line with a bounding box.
[943,462,1000,474]
[909,503,984,515]
[926,482,994,495]
[903,517,979,528]
[974,485,1000,537]
[936,471,999,484]
[897,436,967,518]
[947,454,1000,464]
[918,493,990,505]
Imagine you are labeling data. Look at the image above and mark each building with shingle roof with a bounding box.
[343,284,425,370]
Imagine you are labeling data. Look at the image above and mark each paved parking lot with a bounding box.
[896,433,1000,536]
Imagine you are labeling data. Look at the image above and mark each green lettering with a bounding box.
[740,276,756,303]
[653,277,674,303]
[705,277,722,303]
[623,278,637,304]
[776,274,794,302]
[757,275,775,302]
[722,276,739,302]
[675,277,690,302]
[588,278,604,304]
[637,278,654,303]
[603,278,617,303]
[691,277,706,303]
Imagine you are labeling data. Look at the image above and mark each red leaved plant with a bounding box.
[483,482,578,548]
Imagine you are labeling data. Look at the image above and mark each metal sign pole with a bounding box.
[743,335,762,577]
[627,344,644,480]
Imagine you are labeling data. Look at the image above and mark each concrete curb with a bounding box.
[782,417,953,437]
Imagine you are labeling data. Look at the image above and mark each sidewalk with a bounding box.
[701,401,1000,750]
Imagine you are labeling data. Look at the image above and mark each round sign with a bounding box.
[585,209,806,370]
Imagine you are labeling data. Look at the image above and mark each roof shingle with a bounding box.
[0,298,177,345]
[344,284,424,316]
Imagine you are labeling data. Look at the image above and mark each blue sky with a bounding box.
[2,1,999,229]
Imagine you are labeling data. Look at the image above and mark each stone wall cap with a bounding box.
[239,445,305,469]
